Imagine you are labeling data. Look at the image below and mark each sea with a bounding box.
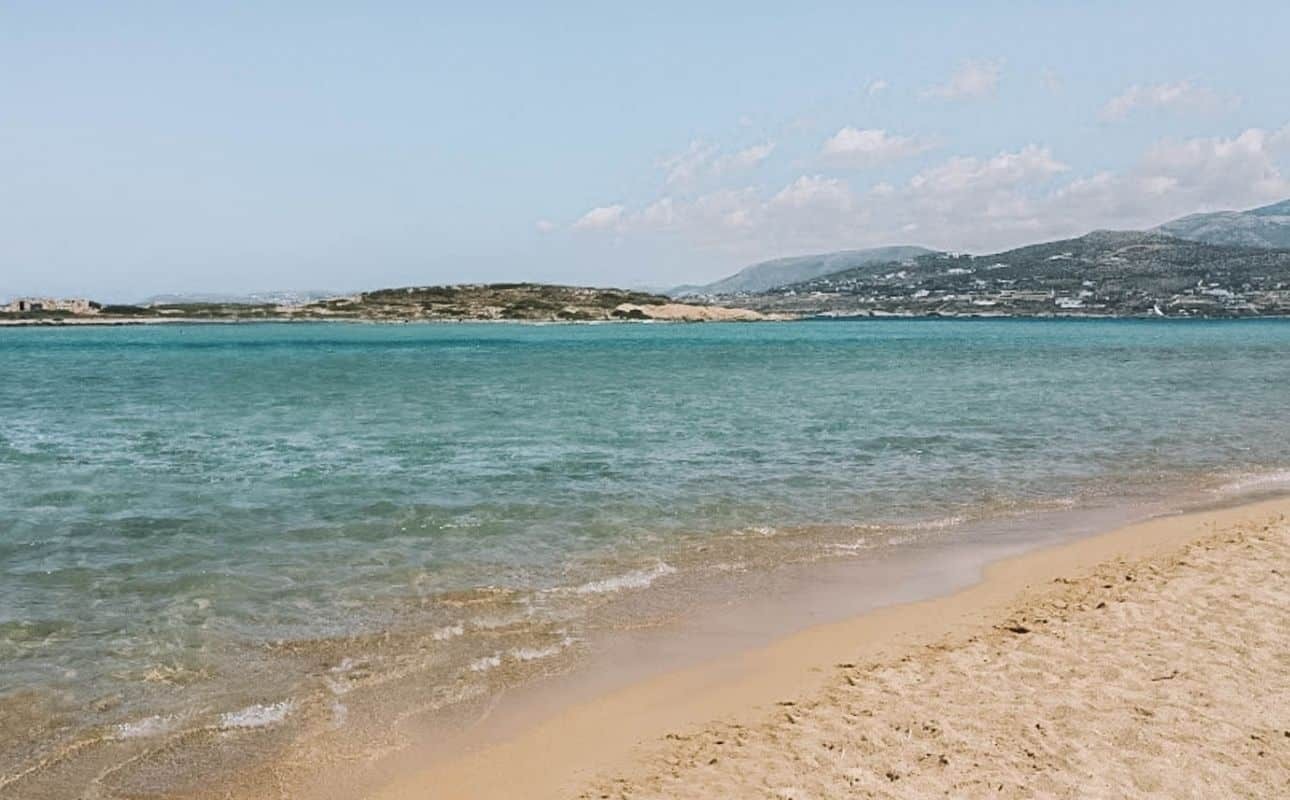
[3,319,1290,798]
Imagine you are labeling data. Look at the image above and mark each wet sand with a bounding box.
[367,496,1290,800]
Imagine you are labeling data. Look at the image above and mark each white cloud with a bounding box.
[865,79,889,96]
[924,59,1002,100]
[1054,126,1290,221]
[638,197,675,228]
[569,178,858,252]
[535,219,556,233]
[821,127,936,168]
[907,146,1068,194]
[1100,81,1231,121]
[658,140,774,187]
[571,204,625,232]
[570,125,1290,256]
[659,140,717,187]
[713,142,776,175]
[870,146,1070,247]
[770,175,854,211]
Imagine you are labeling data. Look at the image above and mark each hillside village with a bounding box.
[728,231,1290,318]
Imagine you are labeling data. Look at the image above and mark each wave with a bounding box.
[894,515,966,532]
[1216,468,1290,495]
[468,654,502,672]
[825,538,872,553]
[510,640,570,662]
[218,701,293,730]
[569,561,677,595]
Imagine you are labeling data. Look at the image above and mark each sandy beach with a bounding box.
[366,497,1290,800]
[9,8,1290,800]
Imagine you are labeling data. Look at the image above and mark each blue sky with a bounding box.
[2,2,1289,301]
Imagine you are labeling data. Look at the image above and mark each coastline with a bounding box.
[355,494,1290,800]
[0,316,784,327]
[6,313,1290,328]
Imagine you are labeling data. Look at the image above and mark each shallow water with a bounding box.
[3,319,1290,797]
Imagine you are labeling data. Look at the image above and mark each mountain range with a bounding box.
[737,228,1290,318]
[1154,198,1290,249]
[672,246,934,296]
[679,198,1290,299]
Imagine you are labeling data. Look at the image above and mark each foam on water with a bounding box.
[569,561,678,595]
[510,638,574,662]
[1217,468,1290,494]
[897,515,967,532]
[218,701,294,730]
[114,714,180,740]
[469,654,502,673]
[826,538,872,553]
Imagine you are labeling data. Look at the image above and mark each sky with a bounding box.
[2,1,1289,302]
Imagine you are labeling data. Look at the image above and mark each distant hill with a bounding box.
[1155,198,1290,249]
[740,230,1290,318]
[317,283,676,321]
[673,245,935,296]
[4,284,770,324]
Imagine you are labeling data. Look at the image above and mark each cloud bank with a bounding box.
[569,126,1290,256]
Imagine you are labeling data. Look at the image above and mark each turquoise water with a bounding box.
[3,319,1290,796]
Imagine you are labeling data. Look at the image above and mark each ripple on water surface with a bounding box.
[4,319,1290,797]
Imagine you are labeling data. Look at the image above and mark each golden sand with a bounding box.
[368,498,1290,800]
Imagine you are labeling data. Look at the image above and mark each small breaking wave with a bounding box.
[895,515,966,532]
[511,644,561,662]
[218,701,293,730]
[825,538,871,553]
[511,635,577,663]
[1216,468,1290,495]
[705,561,748,573]
[569,561,677,595]
[468,654,502,672]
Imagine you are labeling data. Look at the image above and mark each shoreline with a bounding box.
[6,314,1290,328]
[8,320,1290,800]
[0,316,784,327]
[7,484,1278,800]
[353,494,1290,800]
